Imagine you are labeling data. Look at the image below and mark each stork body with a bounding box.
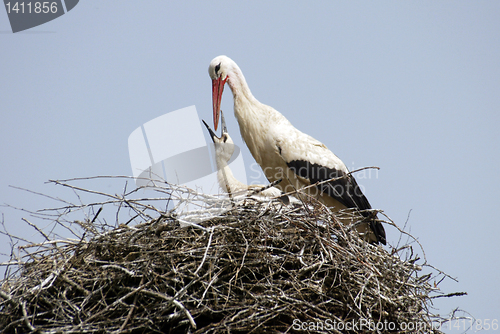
[202,113,285,200]
[209,55,386,245]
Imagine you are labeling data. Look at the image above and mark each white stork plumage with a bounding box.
[209,55,386,245]
[202,111,287,202]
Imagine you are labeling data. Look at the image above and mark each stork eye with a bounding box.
[215,63,221,75]
[222,134,228,142]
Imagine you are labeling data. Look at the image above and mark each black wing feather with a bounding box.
[287,160,386,244]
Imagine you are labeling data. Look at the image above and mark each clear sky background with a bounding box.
[1,1,499,332]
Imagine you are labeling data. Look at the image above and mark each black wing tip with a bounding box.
[278,195,290,205]
[370,220,387,245]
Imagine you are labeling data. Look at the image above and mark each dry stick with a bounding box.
[197,271,220,307]
[379,211,429,264]
[172,299,196,330]
[220,226,250,309]
[0,290,19,311]
[89,207,102,225]
[234,228,249,281]
[21,300,36,332]
[21,218,51,242]
[194,227,214,276]
[100,264,137,277]
[8,185,74,207]
[249,178,283,195]
[278,166,380,198]
[431,291,467,299]
[172,263,212,303]
[116,276,144,333]
[82,282,148,325]
[142,289,197,330]
[48,179,126,198]
[47,180,161,217]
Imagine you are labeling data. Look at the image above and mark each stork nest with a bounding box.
[0,178,465,333]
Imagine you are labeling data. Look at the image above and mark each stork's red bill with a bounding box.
[211,68,227,131]
[209,55,386,245]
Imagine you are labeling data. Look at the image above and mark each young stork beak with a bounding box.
[203,110,227,142]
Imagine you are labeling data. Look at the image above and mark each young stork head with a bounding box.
[209,55,234,131]
[202,110,235,164]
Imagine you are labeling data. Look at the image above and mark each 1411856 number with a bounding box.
[5,2,58,14]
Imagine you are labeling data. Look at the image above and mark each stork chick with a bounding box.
[203,111,287,201]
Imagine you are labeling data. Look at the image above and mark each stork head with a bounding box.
[202,110,235,163]
[209,55,233,131]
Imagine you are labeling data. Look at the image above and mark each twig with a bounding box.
[194,227,214,276]
[21,300,35,332]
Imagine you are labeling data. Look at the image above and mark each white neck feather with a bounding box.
[226,61,253,101]
[225,60,286,167]
[215,157,246,194]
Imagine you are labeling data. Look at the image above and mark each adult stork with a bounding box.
[209,55,386,245]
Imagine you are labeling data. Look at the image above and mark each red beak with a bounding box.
[212,76,227,131]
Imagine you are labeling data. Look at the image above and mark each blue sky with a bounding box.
[1,1,499,332]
